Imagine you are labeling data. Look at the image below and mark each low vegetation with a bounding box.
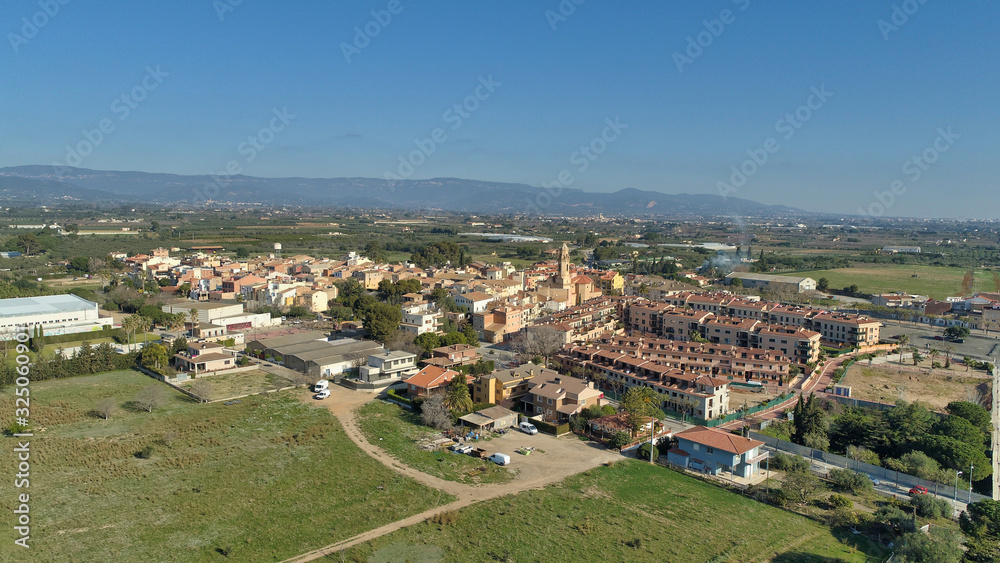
[341,460,881,562]
[0,370,448,562]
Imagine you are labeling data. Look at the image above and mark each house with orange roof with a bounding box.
[403,365,470,397]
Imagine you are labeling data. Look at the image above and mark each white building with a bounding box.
[0,294,113,339]
[358,350,418,383]
[399,302,443,335]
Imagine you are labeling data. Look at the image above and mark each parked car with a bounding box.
[487,453,511,466]
[909,486,928,495]
[867,475,880,486]
[519,422,538,435]
[313,380,329,392]
[456,445,473,455]
[314,389,331,400]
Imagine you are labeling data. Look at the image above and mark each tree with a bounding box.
[134,385,168,413]
[609,431,631,450]
[414,332,441,355]
[359,302,402,343]
[620,387,661,436]
[364,240,388,264]
[817,277,829,291]
[235,246,251,259]
[885,451,949,484]
[14,233,39,255]
[95,398,117,420]
[944,325,971,339]
[896,528,963,563]
[420,394,452,431]
[509,326,564,365]
[946,401,991,433]
[140,343,169,370]
[637,442,659,460]
[960,499,1000,563]
[781,469,821,505]
[896,334,910,365]
[188,380,215,402]
[443,376,473,414]
[962,270,975,295]
[461,322,479,347]
[729,277,742,288]
[933,415,987,449]
[792,394,827,446]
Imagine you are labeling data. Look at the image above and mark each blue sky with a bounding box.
[2,0,997,218]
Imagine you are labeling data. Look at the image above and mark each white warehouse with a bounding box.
[0,294,114,340]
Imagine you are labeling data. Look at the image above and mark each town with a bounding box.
[1,206,999,561]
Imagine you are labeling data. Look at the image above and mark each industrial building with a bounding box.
[0,294,113,340]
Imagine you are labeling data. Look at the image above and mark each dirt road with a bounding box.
[284,386,621,562]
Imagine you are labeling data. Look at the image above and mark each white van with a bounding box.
[519,422,538,435]
[488,453,511,466]
[313,380,329,392]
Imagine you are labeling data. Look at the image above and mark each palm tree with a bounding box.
[443,377,473,414]
[943,344,954,369]
[928,348,939,373]
[188,308,199,337]
[896,334,909,365]
[135,316,153,344]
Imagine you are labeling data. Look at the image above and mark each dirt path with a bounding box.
[284,386,621,562]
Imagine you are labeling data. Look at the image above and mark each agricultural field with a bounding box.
[789,265,997,300]
[340,460,883,563]
[841,364,991,410]
[355,400,515,485]
[0,370,448,562]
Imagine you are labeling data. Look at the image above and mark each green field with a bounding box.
[341,460,883,563]
[790,265,997,300]
[0,371,450,562]
[356,400,514,485]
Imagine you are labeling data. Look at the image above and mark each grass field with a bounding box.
[341,460,883,563]
[0,370,450,562]
[356,400,514,485]
[789,265,996,300]
[176,368,300,401]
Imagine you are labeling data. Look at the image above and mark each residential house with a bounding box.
[522,374,603,422]
[668,426,767,479]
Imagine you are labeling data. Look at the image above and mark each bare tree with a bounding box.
[510,325,566,365]
[134,385,168,413]
[421,394,453,431]
[188,380,215,402]
[95,397,117,420]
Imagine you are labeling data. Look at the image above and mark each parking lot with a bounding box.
[879,322,999,361]
[457,429,621,483]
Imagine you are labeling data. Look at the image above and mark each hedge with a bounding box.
[34,326,123,346]
[386,388,413,407]
[532,419,570,436]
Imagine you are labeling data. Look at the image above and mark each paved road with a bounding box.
[283,385,621,562]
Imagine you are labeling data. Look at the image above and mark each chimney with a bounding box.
[554,377,561,383]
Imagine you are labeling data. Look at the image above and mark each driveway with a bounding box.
[286,385,622,561]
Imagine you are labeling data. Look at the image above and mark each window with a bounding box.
[706,446,714,454]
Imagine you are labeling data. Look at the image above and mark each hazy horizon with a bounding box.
[2,1,997,219]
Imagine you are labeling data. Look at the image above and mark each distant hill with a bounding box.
[0,166,806,217]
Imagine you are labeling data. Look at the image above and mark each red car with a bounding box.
[909,486,928,495]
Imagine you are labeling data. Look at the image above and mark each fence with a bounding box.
[750,432,989,505]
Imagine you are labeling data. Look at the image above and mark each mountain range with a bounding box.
[0,166,805,217]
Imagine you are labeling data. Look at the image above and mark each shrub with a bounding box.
[770,452,809,473]
[828,468,874,495]
[609,431,631,450]
[636,442,659,460]
[137,445,155,459]
[828,493,853,509]
[910,493,950,519]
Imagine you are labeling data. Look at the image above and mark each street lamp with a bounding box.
[969,463,974,504]
[954,470,963,516]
